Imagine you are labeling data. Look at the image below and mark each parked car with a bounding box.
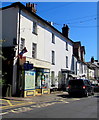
[50,84,58,92]
[91,83,99,92]
[66,79,94,97]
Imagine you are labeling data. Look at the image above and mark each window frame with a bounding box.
[66,42,68,51]
[32,21,37,35]
[52,50,55,65]
[52,33,55,44]
[66,56,68,68]
[20,38,25,51]
[51,71,55,85]
[32,43,37,59]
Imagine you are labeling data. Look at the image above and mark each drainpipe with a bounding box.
[17,7,21,96]
[12,7,21,96]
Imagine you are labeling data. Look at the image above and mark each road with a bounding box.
[1,93,99,119]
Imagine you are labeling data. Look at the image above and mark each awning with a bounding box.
[69,74,78,78]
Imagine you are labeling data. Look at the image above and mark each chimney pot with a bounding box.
[26,2,36,13]
[62,24,69,38]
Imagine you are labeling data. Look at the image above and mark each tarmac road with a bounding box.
[1,92,99,119]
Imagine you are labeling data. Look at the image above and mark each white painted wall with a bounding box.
[19,9,73,87]
[89,68,94,79]
[2,7,73,88]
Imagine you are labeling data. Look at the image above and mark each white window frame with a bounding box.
[66,42,68,51]
[52,50,55,65]
[51,71,55,85]
[52,33,55,44]
[33,21,37,35]
[20,38,25,51]
[32,43,37,58]
[66,56,68,68]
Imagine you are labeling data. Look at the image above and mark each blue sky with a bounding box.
[2,2,97,62]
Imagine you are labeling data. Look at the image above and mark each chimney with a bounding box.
[91,56,94,63]
[62,24,69,38]
[26,2,37,13]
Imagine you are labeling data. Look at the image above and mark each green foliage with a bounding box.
[0,79,6,86]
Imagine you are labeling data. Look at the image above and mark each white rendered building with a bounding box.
[2,2,74,96]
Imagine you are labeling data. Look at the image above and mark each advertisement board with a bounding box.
[25,71,35,90]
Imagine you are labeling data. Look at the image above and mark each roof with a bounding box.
[81,46,85,54]
[73,41,81,48]
[86,62,99,69]
[1,2,74,43]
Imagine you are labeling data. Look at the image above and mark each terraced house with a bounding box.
[1,2,90,97]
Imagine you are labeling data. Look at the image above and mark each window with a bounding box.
[52,33,55,44]
[33,21,37,34]
[51,71,55,86]
[66,42,68,50]
[20,38,25,51]
[66,56,68,68]
[32,43,37,58]
[52,51,55,65]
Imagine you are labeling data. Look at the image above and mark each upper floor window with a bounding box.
[20,38,25,51]
[51,71,55,85]
[66,56,68,68]
[66,42,68,50]
[52,33,55,44]
[52,50,55,65]
[33,21,37,35]
[32,43,37,58]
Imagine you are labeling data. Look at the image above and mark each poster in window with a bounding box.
[25,71,35,90]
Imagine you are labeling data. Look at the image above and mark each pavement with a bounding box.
[2,91,68,104]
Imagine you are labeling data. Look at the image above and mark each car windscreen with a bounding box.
[68,80,84,86]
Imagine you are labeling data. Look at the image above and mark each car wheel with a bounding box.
[85,91,88,97]
[91,91,94,95]
[69,93,72,97]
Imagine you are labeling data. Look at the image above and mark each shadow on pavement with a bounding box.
[57,94,84,99]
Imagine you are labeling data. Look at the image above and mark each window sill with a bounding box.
[32,32,38,35]
[52,63,55,65]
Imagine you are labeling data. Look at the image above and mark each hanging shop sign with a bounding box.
[24,62,33,70]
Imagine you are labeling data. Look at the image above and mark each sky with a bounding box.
[1,1,98,62]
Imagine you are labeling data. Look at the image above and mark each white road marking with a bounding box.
[11,107,33,113]
[71,98,80,100]
[63,101,69,103]
[0,112,9,115]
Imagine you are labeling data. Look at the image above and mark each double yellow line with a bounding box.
[0,99,36,109]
